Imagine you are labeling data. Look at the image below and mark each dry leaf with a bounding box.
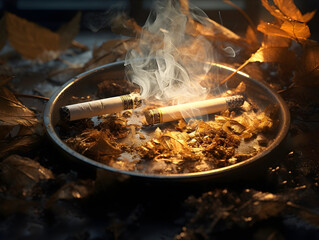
[245,25,259,50]
[49,179,94,202]
[263,35,292,48]
[57,12,82,51]
[280,21,311,40]
[178,0,189,15]
[272,0,316,22]
[188,17,242,41]
[0,135,39,159]
[261,0,316,23]
[85,38,137,69]
[259,0,314,42]
[0,154,54,197]
[0,87,38,126]
[261,0,287,21]
[5,12,81,62]
[249,45,296,64]
[0,16,6,50]
[257,20,310,41]
[258,21,291,39]
[220,39,295,84]
[70,40,89,51]
[111,14,142,37]
[5,12,60,61]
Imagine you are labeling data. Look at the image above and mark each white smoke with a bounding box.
[125,0,215,104]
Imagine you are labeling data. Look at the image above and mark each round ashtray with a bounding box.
[44,61,290,182]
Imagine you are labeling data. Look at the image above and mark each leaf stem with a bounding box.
[219,58,251,85]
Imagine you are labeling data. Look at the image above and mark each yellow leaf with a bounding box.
[111,14,142,37]
[249,45,296,64]
[258,21,292,39]
[57,12,82,51]
[280,21,311,40]
[245,25,259,50]
[5,12,81,62]
[261,0,287,21]
[6,12,60,61]
[257,20,310,41]
[273,0,316,22]
[261,0,316,23]
[263,35,292,48]
[0,87,38,127]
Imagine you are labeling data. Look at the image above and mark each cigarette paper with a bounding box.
[144,95,244,125]
[60,93,142,121]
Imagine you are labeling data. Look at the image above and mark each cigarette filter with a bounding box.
[60,93,142,121]
[144,95,244,125]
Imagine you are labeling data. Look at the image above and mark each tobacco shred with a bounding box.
[61,84,276,175]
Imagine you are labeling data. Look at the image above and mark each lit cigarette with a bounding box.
[144,95,244,125]
[60,93,142,121]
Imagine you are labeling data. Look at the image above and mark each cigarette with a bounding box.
[144,95,244,125]
[60,93,142,121]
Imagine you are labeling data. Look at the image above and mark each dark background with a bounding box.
[1,0,318,40]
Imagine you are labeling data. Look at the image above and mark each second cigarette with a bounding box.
[60,93,141,121]
[144,95,244,125]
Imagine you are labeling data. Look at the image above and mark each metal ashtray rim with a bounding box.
[44,61,290,181]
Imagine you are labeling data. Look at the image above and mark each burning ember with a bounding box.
[58,0,280,175]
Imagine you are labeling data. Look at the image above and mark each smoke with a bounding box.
[125,0,215,104]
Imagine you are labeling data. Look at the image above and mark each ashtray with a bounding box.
[44,61,290,182]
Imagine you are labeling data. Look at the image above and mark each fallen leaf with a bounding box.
[261,0,316,23]
[273,0,316,22]
[261,0,287,21]
[179,0,190,15]
[70,40,89,51]
[85,38,137,69]
[0,154,54,197]
[259,0,314,42]
[220,40,296,84]
[5,12,81,62]
[257,20,310,41]
[0,135,39,158]
[249,45,296,64]
[5,12,60,61]
[0,16,6,50]
[57,12,82,51]
[280,20,311,40]
[263,35,292,48]
[49,179,94,201]
[0,87,38,126]
[188,17,242,41]
[258,21,291,39]
[245,25,260,50]
[111,14,142,37]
